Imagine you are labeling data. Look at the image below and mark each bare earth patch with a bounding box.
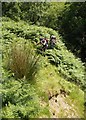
[49,94,79,118]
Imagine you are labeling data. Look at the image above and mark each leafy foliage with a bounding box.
[2,2,86,62]
[2,70,48,118]
[59,2,86,62]
[2,17,59,42]
[2,2,65,28]
[2,17,85,90]
[46,45,85,90]
[2,18,51,118]
[2,19,40,80]
[1,17,85,119]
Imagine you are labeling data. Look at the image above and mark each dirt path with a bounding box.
[48,90,79,118]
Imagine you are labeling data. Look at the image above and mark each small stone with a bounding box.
[53,112,55,115]
[55,99,57,103]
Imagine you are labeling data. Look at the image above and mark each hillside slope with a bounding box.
[1,17,85,118]
[35,56,84,118]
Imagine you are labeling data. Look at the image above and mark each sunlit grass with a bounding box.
[35,56,84,118]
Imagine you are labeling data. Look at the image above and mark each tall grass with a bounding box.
[9,41,39,80]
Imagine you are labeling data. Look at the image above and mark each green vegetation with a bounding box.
[34,56,84,118]
[46,46,85,90]
[2,2,86,61]
[2,77,40,118]
[2,17,85,90]
[1,17,85,118]
[9,42,39,80]
[1,2,86,119]
[59,3,86,62]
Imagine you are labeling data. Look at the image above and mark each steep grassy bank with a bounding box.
[1,17,85,118]
[35,56,84,118]
[2,17,85,90]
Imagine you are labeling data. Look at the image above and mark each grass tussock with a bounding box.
[9,41,40,80]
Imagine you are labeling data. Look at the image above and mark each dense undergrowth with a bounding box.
[1,17,85,118]
[2,17,85,90]
[46,47,85,90]
[2,76,41,118]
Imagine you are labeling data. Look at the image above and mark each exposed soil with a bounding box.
[48,89,79,118]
